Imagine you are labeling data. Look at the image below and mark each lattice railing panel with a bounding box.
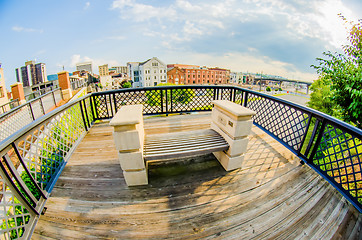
[0,174,31,239]
[170,88,213,112]
[312,124,362,204]
[234,90,243,105]
[219,88,232,100]
[15,103,85,191]
[0,108,33,142]
[93,95,111,119]
[114,90,162,115]
[246,93,310,151]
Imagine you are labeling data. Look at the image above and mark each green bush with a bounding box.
[266,86,271,92]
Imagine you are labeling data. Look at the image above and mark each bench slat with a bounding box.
[144,129,229,161]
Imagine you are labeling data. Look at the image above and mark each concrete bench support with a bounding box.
[211,100,256,171]
[110,104,147,186]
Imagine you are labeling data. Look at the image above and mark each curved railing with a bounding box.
[0,88,63,142]
[0,94,93,239]
[0,85,361,239]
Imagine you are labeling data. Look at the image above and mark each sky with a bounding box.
[1,0,362,89]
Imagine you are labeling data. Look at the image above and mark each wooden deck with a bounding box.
[33,113,362,239]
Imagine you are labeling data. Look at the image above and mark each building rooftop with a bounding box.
[33,113,361,239]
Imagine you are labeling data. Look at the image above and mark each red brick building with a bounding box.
[167,65,230,85]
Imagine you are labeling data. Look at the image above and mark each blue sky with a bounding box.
[1,0,362,89]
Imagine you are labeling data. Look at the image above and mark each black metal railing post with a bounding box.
[307,118,327,163]
[11,142,47,200]
[170,88,173,113]
[82,99,90,129]
[165,89,168,114]
[243,92,249,107]
[79,101,89,131]
[113,93,118,113]
[0,155,39,216]
[160,89,164,113]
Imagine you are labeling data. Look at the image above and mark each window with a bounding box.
[152,62,158,67]
[0,87,3,98]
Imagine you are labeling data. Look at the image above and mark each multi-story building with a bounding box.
[230,72,245,84]
[76,62,93,74]
[15,60,47,87]
[167,67,186,84]
[167,64,230,85]
[0,63,10,108]
[99,64,109,76]
[110,66,127,74]
[127,57,167,88]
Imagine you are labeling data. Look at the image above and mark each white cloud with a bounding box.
[84,2,90,10]
[12,26,43,33]
[112,0,176,22]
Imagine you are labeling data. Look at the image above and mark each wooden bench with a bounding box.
[110,101,255,186]
[144,129,229,162]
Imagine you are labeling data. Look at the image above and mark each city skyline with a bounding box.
[1,0,362,89]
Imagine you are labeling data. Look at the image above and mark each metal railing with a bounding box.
[71,79,87,91]
[0,100,20,115]
[0,94,93,239]
[24,86,56,102]
[0,88,63,143]
[92,85,362,212]
[0,85,361,239]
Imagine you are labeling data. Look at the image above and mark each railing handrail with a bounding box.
[0,88,61,119]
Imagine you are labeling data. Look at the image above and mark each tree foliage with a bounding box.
[145,83,195,107]
[122,81,132,88]
[310,15,362,128]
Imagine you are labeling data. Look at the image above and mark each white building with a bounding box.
[127,57,167,88]
[76,62,93,74]
[230,72,245,84]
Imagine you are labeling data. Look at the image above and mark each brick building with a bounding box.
[167,65,230,85]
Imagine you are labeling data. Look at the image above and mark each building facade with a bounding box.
[99,64,109,76]
[167,65,230,85]
[76,62,93,74]
[15,60,47,87]
[0,63,10,108]
[230,72,245,84]
[127,57,167,88]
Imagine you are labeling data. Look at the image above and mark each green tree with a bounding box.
[122,81,132,88]
[310,15,362,128]
[307,76,334,116]
[145,83,195,107]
